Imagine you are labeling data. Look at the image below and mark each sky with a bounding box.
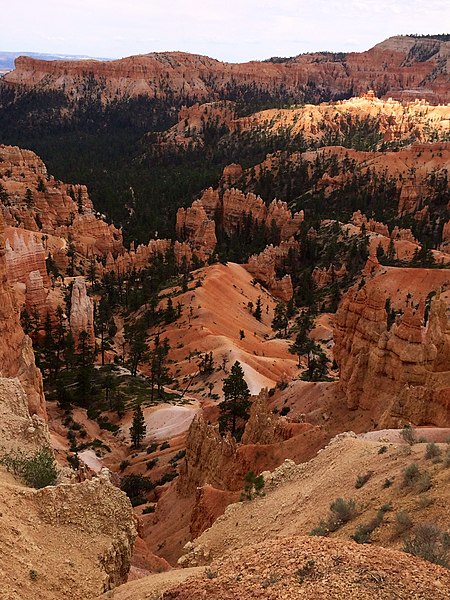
[3,0,450,62]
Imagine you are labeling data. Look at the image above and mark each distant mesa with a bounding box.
[2,35,449,104]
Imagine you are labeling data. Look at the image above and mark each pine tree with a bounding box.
[130,404,146,448]
[272,301,288,335]
[149,335,171,399]
[164,296,176,324]
[253,297,262,321]
[219,361,251,440]
[289,310,315,366]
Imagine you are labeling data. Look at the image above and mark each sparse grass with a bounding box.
[400,424,417,445]
[417,495,434,509]
[425,442,442,460]
[417,472,432,493]
[0,447,57,489]
[404,523,450,567]
[310,498,357,536]
[443,449,450,468]
[352,504,391,544]
[402,463,420,488]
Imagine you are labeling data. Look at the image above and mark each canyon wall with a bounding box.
[0,211,46,417]
[3,36,450,103]
[334,271,450,427]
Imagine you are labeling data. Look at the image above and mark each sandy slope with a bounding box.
[178,435,450,566]
[150,262,298,396]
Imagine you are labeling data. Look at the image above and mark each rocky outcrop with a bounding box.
[178,393,324,498]
[0,466,137,600]
[441,220,450,253]
[221,163,244,187]
[159,101,236,150]
[25,270,49,320]
[246,239,299,301]
[70,276,95,348]
[334,276,450,426]
[312,264,347,289]
[0,145,123,259]
[4,36,450,104]
[170,536,450,599]
[5,229,50,287]
[101,239,194,276]
[0,377,50,455]
[176,201,217,255]
[0,211,46,417]
[0,368,136,600]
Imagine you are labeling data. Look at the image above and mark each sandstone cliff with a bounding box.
[3,36,450,104]
[0,145,123,259]
[0,211,45,417]
[176,182,303,297]
[333,268,450,427]
[0,373,137,600]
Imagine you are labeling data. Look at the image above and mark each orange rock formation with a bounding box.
[4,36,450,103]
[334,268,450,427]
[0,211,45,418]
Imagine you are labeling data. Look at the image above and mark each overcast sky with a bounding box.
[3,0,450,62]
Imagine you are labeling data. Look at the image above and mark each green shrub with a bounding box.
[425,442,442,460]
[378,445,388,454]
[383,478,393,488]
[169,449,186,464]
[160,441,170,451]
[404,523,450,567]
[131,495,147,507]
[119,460,129,472]
[351,505,389,544]
[120,474,154,501]
[310,497,358,536]
[146,458,159,470]
[155,470,178,486]
[142,504,156,514]
[146,443,158,454]
[309,520,329,537]
[402,463,420,488]
[0,447,57,489]
[329,497,357,525]
[400,424,416,445]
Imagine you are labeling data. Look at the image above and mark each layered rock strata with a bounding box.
[334,274,450,426]
[0,211,45,417]
[3,36,450,103]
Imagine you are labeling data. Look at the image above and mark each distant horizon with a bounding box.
[3,0,450,64]
[2,32,450,65]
